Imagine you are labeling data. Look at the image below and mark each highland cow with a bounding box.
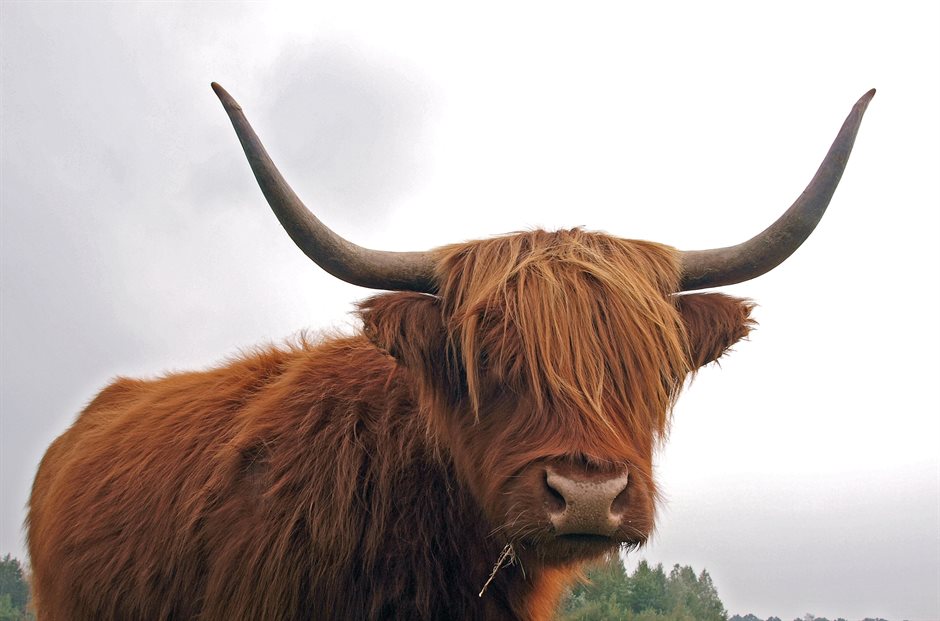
[26,85,874,620]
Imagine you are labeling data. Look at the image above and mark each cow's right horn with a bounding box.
[212,83,438,293]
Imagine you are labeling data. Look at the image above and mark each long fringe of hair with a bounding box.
[432,229,692,447]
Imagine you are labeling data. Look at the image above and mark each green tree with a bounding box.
[555,557,730,621]
[559,554,631,620]
[0,593,31,621]
[693,569,726,620]
[0,556,28,614]
[664,564,725,621]
[626,560,669,614]
[0,594,17,621]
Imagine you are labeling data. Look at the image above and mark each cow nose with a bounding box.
[544,467,630,537]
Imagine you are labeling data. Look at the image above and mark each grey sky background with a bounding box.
[1,2,938,620]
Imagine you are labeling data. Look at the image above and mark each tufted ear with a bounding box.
[675,293,756,368]
[357,292,453,375]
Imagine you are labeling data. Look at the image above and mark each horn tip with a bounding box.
[857,88,876,109]
[210,82,242,112]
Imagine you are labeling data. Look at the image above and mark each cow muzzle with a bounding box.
[543,466,630,537]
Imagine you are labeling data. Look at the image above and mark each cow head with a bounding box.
[358,231,755,564]
[212,84,872,565]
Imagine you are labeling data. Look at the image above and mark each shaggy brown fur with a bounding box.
[28,229,753,620]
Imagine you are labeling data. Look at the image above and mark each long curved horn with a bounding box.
[212,83,437,293]
[679,89,875,291]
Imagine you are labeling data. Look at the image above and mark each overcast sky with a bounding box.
[2,2,938,620]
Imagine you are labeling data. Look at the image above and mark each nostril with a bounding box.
[543,472,567,514]
[610,478,630,516]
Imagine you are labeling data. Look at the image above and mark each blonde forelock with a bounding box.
[431,229,690,444]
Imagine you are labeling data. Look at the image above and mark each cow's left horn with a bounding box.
[679,89,875,291]
[212,83,437,293]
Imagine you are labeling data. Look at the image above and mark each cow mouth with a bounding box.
[523,532,624,565]
[555,533,614,545]
[504,527,647,566]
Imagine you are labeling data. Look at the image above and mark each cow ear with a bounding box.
[675,293,756,368]
[357,292,450,372]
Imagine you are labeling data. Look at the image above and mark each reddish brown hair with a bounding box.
[28,230,753,620]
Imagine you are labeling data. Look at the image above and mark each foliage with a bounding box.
[558,558,898,621]
[0,549,902,621]
[0,555,32,620]
[556,556,726,621]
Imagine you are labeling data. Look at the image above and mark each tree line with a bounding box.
[0,552,904,620]
[0,555,32,621]
[554,556,902,621]
[556,555,726,621]
[728,613,888,621]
